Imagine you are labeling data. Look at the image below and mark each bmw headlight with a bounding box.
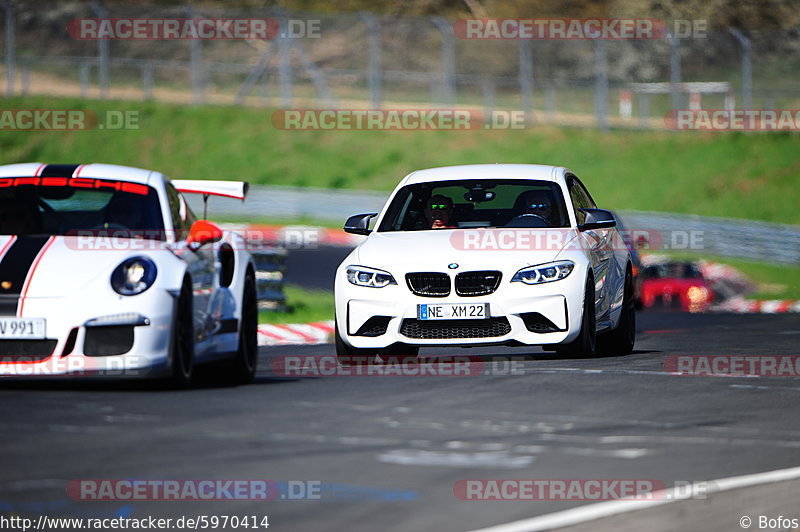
[111,256,157,295]
[511,261,575,285]
[346,265,397,288]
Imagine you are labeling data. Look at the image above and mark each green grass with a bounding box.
[259,284,334,324]
[648,252,800,300]
[2,95,799,224]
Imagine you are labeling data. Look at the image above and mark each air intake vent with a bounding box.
[0,340,57,362]
[406,272,450,297]
[455,270,502,297]
[354,316,392,337]
[400,318,511,339]
[520,312,563,333]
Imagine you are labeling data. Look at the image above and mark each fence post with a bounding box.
[668,30,681,110]
[277,16,293,108]
[638,93,649,129]
[482,77,495,116]
[545,83,556,121]
[1,2,14,97]
[20,59,27,95]
[431,17,455,106]
[90,2,109,98]
[594,38,608,131]
[186,5,204,104]
[143,62,153,100]
[519,39,533,122]
[360,12,382,108]
[80,61,90,98]
[728,28,751,110]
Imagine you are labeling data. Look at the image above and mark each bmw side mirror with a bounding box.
[344,213,378,236]
[578,209,616,231]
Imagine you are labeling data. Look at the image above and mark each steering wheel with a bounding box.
[505,214,551,228]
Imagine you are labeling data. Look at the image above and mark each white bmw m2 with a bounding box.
[334,164,635,364]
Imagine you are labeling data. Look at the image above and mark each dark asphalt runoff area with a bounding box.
[2,311,800,532]
[284,245,352,290]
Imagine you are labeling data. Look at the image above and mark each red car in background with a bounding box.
[640,261,714,312]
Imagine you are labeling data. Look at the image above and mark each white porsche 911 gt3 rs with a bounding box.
[0,163,257,386]
[334,164,635,364]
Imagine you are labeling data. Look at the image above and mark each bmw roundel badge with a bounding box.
[448,263,459,269]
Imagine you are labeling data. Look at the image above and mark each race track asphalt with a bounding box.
[283,244,352,291]
[1,311,799,531]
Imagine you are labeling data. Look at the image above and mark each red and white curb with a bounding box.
[711,297,800,314]
[257,320,334,346]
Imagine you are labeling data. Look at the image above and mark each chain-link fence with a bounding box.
[1,3,799,129]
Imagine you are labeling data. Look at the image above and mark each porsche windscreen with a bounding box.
[377,179,570,231]
[0,177,165,239]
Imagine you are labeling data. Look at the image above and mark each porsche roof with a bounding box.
[400,164,567,186]
[0,163,162,185]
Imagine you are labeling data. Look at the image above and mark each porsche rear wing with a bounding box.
[172,180,249,200]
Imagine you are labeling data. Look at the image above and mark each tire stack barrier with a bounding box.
[251,246,287,311]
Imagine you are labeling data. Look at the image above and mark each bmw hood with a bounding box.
[353,229,580,273]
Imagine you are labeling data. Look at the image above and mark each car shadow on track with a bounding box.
[418,349,661,365]
[0,374,298,392]
[419,347,659,361]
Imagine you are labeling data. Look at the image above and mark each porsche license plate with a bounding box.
[0,318,46,339]
[418,303,488,320]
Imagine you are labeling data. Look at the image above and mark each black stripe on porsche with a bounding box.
[0,236,50,316]
[39,164,81,178]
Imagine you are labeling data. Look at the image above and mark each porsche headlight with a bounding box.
[111,256,157,295]
[346,265,397,288]
[511,261,575,285]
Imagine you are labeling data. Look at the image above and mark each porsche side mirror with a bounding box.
[187,219,223,250]
[344,213,378,236]
[578,209,616,231]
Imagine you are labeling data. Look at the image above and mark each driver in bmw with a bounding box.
[424,194,457,229]
[519,190,555,225]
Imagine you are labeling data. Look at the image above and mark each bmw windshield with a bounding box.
[377,179,570,231]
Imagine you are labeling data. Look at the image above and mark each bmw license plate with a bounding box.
[0,318,46,339]
[418,303,488,320]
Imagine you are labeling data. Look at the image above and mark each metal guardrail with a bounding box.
[189,185,800,266]
[186,184,389,222]
[618,211,800,265]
